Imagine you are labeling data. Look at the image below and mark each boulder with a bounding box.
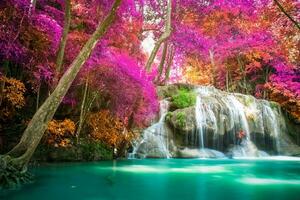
[157,83,196,99]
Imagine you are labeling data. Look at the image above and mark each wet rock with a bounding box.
[167,107,196,132]
[176,148,226,158]
[157,83,196,99]
[226,140,261,157]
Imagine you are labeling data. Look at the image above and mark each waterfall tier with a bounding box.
[129,85,300,158]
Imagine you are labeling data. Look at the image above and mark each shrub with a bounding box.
[176,112,186,128]
[46,119,76,148]
[33,139,113,162]
[80,139,113,161]
[87,110,136,150]
[0,76,26,120]
[172,89,196,109]
[165,112,173,121]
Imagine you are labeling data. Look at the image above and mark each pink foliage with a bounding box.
[82,46,159,127]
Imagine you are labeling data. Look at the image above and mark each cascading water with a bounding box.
[195,96,205,149]
[194,86,261,157]
[261,101,288,154]
[192,86,298,157]
[225,95,259,157]
[129,85,300,159]
[194,92,225,158]
[128,100,171,158]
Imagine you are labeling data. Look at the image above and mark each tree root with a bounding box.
[0,156,34,189]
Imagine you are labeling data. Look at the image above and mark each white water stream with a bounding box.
[129,86,297,158]
[129,100,170,158]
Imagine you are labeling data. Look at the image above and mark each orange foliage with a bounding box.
[202,11,225,36]
[19,26,51,57]
[245,50,272,64]
[202,8,262,37]
[88,110,136,149]
[0,76,26,119]
[182,57,213,85]
[261,0,300,63]
[181,9,201,26]
[46,119,76,148]
[266,84,300,121]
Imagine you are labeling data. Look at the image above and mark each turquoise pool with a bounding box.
[1,158,300,200]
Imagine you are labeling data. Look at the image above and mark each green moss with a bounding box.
[245,98,252,106]
[269,101,279,110]
[171,89,196,109]
[176,112,186,128]
[165,112,173,121]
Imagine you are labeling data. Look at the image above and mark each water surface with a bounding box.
[1,158,300,200]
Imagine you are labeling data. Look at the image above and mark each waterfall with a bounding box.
[195,96,205,149]
[128,100,171,158]
[262,101,287,154]
[128,85,299,159]
[194,86,266,157]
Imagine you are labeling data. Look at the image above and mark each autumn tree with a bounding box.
[0,0,122,188]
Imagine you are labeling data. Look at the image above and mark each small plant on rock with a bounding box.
[171,89,196,109]
[176,112,186,128]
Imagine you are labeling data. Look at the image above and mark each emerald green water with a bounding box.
[1,158,300,200]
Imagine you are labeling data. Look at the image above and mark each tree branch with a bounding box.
[273,0,300,30]
[145,0,172,71]
[56,0,72,73]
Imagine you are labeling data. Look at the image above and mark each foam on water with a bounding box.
[233,156,300,161]
[107,165,229,174]
[239,177,300,185]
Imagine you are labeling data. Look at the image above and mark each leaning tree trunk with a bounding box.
[0,0,122,184]
[145,0,172,71]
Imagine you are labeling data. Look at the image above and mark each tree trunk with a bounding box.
[36,85,40,111]
[263,67,270,99]
[237,56,247,94]
[56,0,72,73]
[273,0,300,30]
[29,0,37,14]
[31,0,37,9]
[164,45,175,83]
[145,0,172,71]
[209,49,216,85]
[156,42,168,83]
[2,0,122,172]
[226,70,229,92]
[76,78,89,143]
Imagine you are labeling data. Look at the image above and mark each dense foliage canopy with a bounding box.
[0,0,299,154]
